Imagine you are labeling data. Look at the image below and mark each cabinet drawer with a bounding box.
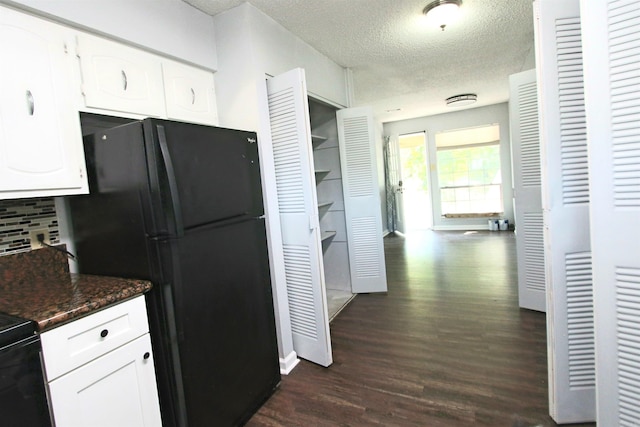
[41,296,149,381]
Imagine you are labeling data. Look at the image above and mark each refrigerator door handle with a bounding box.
[156,124,185,237]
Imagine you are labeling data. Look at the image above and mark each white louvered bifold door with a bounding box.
[265,69,332,367]
[582,1,640,425]
[337,107,388,293]
[509,69,546,312]
[534,0,596,422]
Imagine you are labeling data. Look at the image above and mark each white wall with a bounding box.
[2,0,217,69]
[212,4,262,132]
[213,2,349,374]
[214,4,297,373]
[383,103,514,230]
[246,6,348,108]
[213,2,348,130]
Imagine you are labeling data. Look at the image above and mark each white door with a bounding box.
[337,106,388,293]
[48,334,162,427]
[392,136,406,234]
[385,135,405,233]
[398,132,432,230]
[534,0,595,423]
[265,68,332,367]
[582,1,640,425]
[509,69,546,312]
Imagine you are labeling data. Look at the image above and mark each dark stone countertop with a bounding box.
[0,246,152,331]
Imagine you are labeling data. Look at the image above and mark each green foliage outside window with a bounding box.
[437,144,503,214]
[401,145,429,193]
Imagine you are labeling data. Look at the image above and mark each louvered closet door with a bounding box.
[534,0,595,423]
[265,69,332,367]
[337,107,388,293]
[509,69,546,312]
[582,1,640,425]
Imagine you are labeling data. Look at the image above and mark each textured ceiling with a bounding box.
[183,0,536,123]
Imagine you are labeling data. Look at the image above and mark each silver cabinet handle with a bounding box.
[26,90,34,115]
[191,88,195,105]
[121,70,128,91]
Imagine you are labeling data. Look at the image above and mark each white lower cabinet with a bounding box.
[41,296,162,427]
[47,334,161,427]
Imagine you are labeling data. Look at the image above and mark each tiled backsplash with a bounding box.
[0,198,60,255]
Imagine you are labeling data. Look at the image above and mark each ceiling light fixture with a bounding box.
[446,93,477,107]
[423,0,462,31]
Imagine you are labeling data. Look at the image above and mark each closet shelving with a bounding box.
[309,98,352,320]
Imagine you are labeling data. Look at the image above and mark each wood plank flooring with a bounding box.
[247,230,597,426]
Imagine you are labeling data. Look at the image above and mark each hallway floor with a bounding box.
[247,230,597,426]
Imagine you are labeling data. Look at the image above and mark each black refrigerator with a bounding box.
[67,117,280,427]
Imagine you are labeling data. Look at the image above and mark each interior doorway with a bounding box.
[398,132,432,230]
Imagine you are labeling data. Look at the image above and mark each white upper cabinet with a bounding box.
[76,33,166,117]
[162,60,218,125]
[0,5,220,199]
[0,7,87,199]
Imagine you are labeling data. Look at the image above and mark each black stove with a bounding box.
[0,312,52,426]
[0,312,36,349]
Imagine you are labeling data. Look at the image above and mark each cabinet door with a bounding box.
[162,60,218,125]
[48,334,162,427]
[77,34,165,117]
[0,7,87,198]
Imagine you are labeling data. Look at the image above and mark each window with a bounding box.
[436,125,503,215]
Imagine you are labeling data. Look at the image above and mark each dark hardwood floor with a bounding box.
[247,230,597,426]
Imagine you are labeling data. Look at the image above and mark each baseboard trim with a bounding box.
[279,351,300,375]
[432,225,490,231]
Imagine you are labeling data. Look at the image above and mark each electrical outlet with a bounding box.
[29,229,50,250]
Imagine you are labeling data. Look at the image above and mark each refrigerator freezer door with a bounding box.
[143,119,264,236]
[68,122,155,280]
[151,218,280,426]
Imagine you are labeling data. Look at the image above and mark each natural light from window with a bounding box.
[435,125,503,216]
